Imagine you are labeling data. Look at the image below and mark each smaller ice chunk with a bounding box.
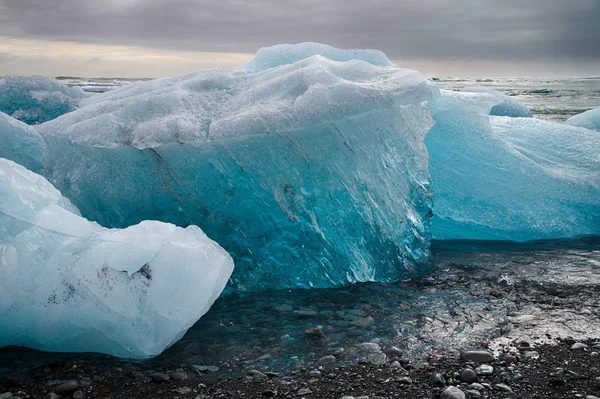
[0,112,44,173]
[0,159,233,358]
[566,106,600,131]
[462,87,532,117]
[239,42,395,73]
[0,76,87,125]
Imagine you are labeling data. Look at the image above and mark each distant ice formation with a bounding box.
[0,158,233,358]
[37,43,434,291]
[566,106,600,131]
[461,87,532,117]
[426,89,600,241]
[0,76,87,125]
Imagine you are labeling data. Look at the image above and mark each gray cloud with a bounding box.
[0,0,599,62]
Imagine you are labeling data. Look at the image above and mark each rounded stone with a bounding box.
[460,369,478,383]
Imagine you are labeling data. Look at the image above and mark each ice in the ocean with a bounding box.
[566,106,600,131]
[0,158,234,358]
[426,89,600,241]
[0,76,87,125]
[37,43,434,291]
[0,112,44,173]
[461,86,532,117]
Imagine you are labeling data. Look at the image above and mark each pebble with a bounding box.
[78,377,92,387]
[503,354,517,364]
[396,376,412,384]
[340,397,355,399]
[522,351,539,359]
[43,394,59,399]
[0,394,13,399]
[465,390,481,398]
[170,371,188,380]
[318,355,336,364]
[429,372,446,387]
[333,348,345,357]
[150,373,170,383]
[248,370,268,380]
[441,386,466,399]
[54,381,79,395]
[460,369,478,383]
[173,387,192,395]
[358,342,381,352]
[72,391,84,399]
[571,342,589,350]
[586,396,600,399]
[383,347,403,359]
[494,383,512,392]
[295,388,312,396]
[305,327,323,339]
[193,365,219,373]
[475,364,494,376]
[308,370,321,378]
[468,383,485,391]
[460,350,494,363]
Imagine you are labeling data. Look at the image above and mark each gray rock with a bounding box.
[305,327,323,339]
[467,383,485,391]
[308,370,321,378]
[333,348,345,357]
[296,388,312,396]
[248,370,268,380]
[460,369,478,383]
[586,396,600,399]
[78,377,92,387]
[522,351,539,359]
[571,342,589,349]
[461,350,494,363]
[193,365,219,373]
[465,390,481,398]
[54,381,79,395]
[0,393,13,399]
[357,342,381,353]
[429,372,446,387]
[503,354,517,364]
[173,387,192,395]
[441,386,466,399]
[318,355,336,364]
[150,373,170,383]
[396,376,412,384]
[383,347,403,359]
[494,383,512,392]
[170,371,188,381]
[475,365,494,376]
[72,390,84,399]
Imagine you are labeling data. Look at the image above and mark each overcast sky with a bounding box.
[1,0,599,77]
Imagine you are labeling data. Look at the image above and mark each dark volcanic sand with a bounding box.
[2,339,600,399]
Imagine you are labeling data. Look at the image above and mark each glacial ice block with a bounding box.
[461,87,532,118]
[426,89,600,241]
[566,106,600,131]
[38,44,434,291]
[0,112,44,173]
[0,158,233,358]
[0,76,87,125]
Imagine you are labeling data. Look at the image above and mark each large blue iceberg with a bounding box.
[38,44,434,291]
[0,76,87,125]
[426,88,600,241]
[0,111,44,173]
[0,158,233,358]
[566,106,600,131]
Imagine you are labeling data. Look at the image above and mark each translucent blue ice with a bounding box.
[0,158,233,358]
[0,76,87,125]
[38,44,434,291]
[0,112,44,173]
[426,89,600,241]
[566,106,600,131]
[461,87,532,117]
[239,42,395,73]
